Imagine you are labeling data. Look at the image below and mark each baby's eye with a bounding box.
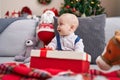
[60,23,62,26]
[58,22,63,26]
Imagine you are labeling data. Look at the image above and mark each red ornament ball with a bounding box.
[66,5,70,9]
[72,8,76,12]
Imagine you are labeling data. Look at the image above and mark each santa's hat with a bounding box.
[43,7,58,16]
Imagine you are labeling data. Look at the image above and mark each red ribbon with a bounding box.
[86,53,88,61]
[40,48,47,58]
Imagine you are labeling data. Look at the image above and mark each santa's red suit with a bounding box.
[36,10,55,45]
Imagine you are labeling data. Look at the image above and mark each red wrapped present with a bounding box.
[30,49,91,74]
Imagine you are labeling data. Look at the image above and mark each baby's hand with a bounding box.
[45,45,54,50]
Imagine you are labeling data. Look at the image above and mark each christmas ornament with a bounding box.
[72,8,76,12]
[5,11,9,18]
[21,6,32,15]
[38,0,51,5]
[91,1,95,4]
[66,5,70,9]
[37,10,56,45]
[81,13,86,17]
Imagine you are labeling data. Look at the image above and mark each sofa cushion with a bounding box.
[76,14,106,64]
[0,19,37,56]
[54,14,106,64]
[0,17,26,33]
[0,57,15,63]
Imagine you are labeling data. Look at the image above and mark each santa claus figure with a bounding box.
[36,10,56,46]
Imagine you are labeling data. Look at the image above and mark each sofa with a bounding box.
[0,14,120,72]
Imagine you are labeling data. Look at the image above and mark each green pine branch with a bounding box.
[59,0,105,17]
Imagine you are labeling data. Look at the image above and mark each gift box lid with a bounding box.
[31,50,91,62]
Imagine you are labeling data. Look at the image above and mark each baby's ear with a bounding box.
[71,24,75,28]
[70,25,74,31]
[71,24,77,32]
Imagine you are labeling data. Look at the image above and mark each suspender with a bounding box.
[56,34,80,50]
[74,36,80,44]
[56,34,62,50]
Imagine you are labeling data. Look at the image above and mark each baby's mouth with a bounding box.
[57,30,61,32]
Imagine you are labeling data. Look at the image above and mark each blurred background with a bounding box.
[0,0,120,18]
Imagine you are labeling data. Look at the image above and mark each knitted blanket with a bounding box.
[0,63,120,80]
[90,69,120,80]
[0,63,51,80]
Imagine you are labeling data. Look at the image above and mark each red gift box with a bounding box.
[30,49,91,74]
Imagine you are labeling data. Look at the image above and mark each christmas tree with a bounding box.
[59,0,105,17]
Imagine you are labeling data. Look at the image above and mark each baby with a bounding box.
[46,13,84,52]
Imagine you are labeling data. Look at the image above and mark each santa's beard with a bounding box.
[40,12,54,24]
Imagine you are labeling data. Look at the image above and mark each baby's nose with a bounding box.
[57,26,60,29]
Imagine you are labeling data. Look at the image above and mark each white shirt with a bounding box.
[48,33,84,52]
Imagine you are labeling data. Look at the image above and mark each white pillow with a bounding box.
[105,17,120,43]
[0,19,37,56]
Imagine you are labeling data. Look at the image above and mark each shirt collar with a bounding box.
[60,33,75,38]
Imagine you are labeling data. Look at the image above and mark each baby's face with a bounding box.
[57,16,73,36]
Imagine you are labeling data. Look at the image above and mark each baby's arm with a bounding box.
[45,45,54,50]
[45,36,57,50]
[74,39,84,52]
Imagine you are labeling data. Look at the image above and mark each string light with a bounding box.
[97,4,100,7]
[71,1,73,4]
[76,0,78,2]
[91,1,94,4]
[59,0,105,17]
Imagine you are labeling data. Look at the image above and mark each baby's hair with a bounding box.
[60,13,79,31]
